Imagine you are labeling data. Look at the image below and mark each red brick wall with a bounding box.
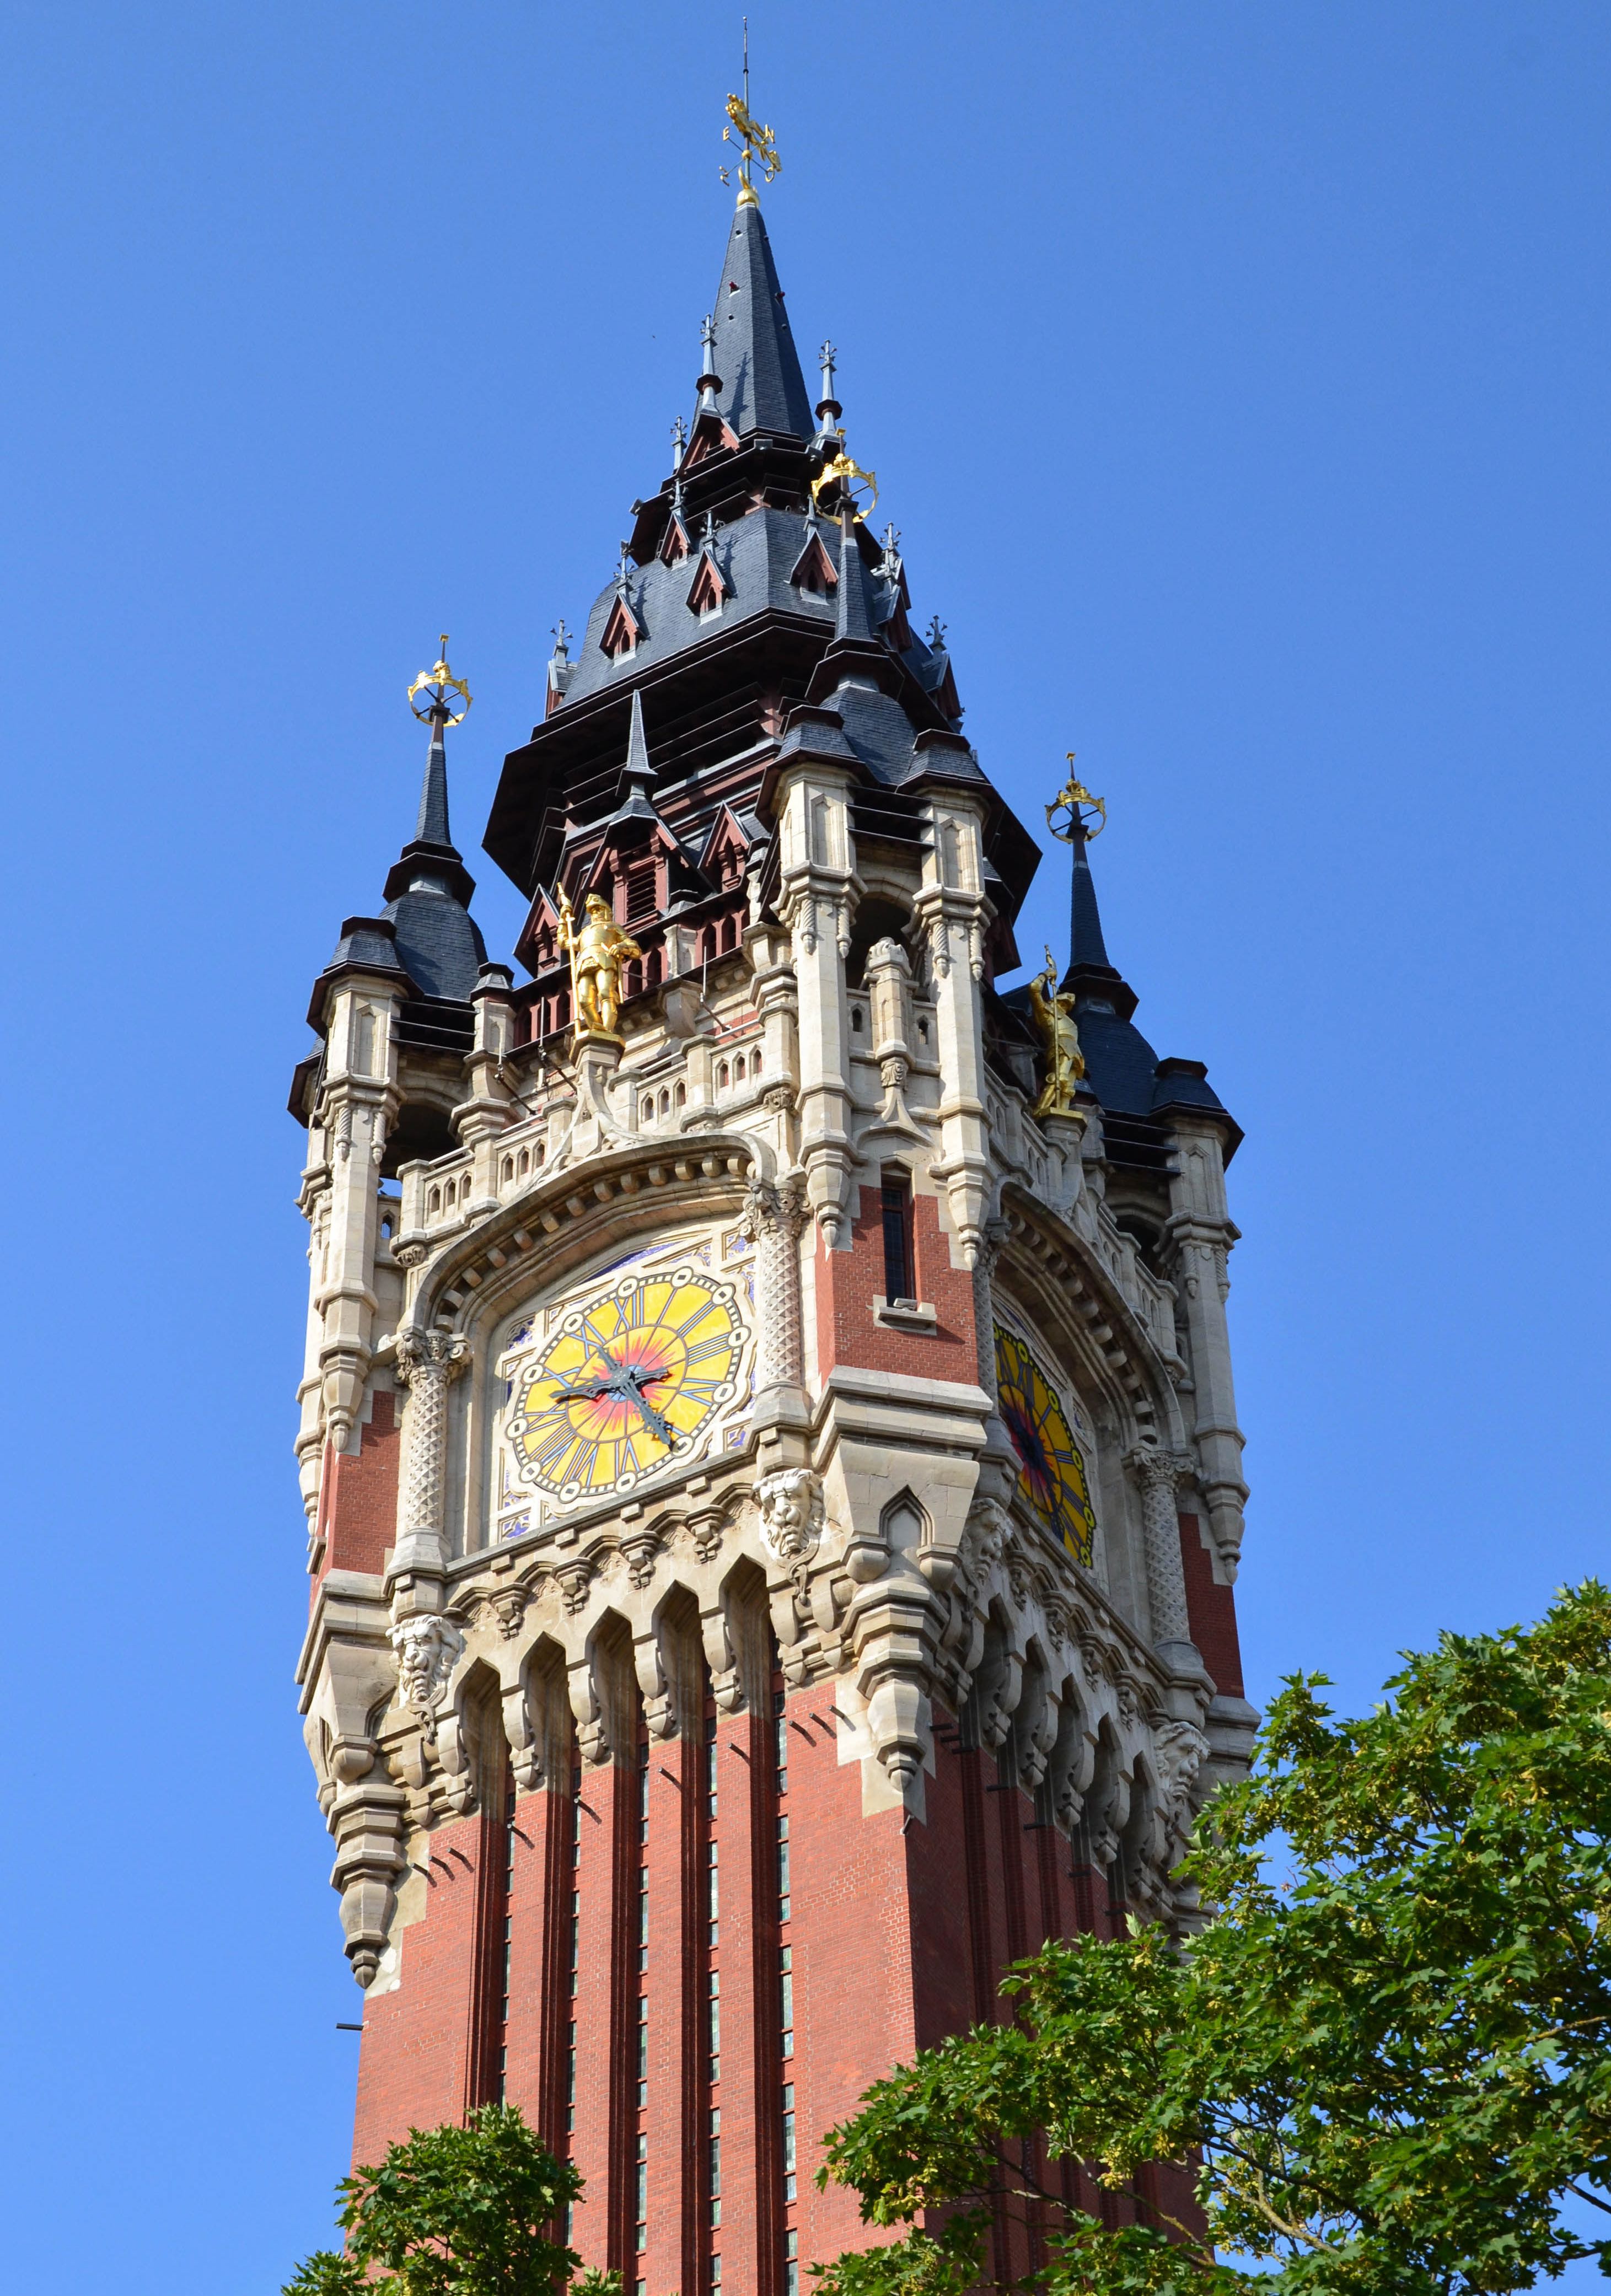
[813,1189,977,1385]
[1177,1513,1244,1700]
[314,1390,398,1599]
[352,1809,483,2167]
[348,1676,1203,2284]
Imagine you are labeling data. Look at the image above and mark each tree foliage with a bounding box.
[283,2103,617,2296]
[816,1583,1611,2296]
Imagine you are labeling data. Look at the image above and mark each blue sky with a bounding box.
[3,4,1608,2287]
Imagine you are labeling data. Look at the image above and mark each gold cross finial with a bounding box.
[407,635,472,727]
[720,19,780,206]
[1046,754,1106,841]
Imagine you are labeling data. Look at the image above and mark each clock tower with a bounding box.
[291,145,1255,2294]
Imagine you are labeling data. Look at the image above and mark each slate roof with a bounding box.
[706,200,815,441]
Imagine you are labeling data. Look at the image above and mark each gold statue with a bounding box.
[1028,944,1085,1120]
[558,890,642,1044]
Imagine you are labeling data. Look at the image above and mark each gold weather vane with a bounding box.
[407,636,472,727]
[1045,755,1105,841]
[721,19,780,207]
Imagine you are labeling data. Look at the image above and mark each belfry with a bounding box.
[291,98,1254,2296]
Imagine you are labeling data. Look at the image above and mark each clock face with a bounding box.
[994,1323,1097,1566]
[505,1262,749,1506]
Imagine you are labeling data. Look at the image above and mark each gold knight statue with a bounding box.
[1028,945,1085,1119]
[558,890,642,1042]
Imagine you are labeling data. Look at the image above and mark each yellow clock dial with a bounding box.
[994,1324,1097,1566]
[507,1263,748,1504]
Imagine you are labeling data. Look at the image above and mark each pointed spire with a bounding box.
[625,687,651,784]
[706,201,813,440]
[415,713,452,846]
[379,639,485,997]
[1068,823,1112,972]
[1045,773,1134,1017]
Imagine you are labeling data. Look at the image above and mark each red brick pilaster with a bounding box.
[501,1781,562,2138]
[571,1756,632,2271]
[712,1703,769,2296]
[644,1730,699,2296]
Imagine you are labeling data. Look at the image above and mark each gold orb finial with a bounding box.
[1046,754,1105,842]
[408,635,472,727]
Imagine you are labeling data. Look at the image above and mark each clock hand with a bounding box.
[618,1379,676,1448]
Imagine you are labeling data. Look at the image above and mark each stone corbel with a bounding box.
[1020,1678,1061,1791]
[1151,1714,1211,1854]
[329,1777,409,1988]
[755,1465,824,1576]
[633,1628,678,1744]
[701,1604,744,1714]
[980,1647,1024,1751]
[388,1612,464,1729]
[502,1676,544,1792]
[858,1659,930,1789]
[568,1658,610,1767]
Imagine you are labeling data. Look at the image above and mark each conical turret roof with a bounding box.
[707,200,813,441]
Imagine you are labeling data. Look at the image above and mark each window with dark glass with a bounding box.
[881,1168,916,1304]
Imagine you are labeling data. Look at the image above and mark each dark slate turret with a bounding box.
[380,715,487,1002]
[305,706,487,1046]
[1054,825,1237,1146]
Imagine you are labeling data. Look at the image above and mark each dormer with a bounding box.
[790,530,838,599]
[684,408,739,465]
[514,886,566,979]
[659,513,691,566]
[600,590,645,663]
[686,547,730,622]
[699,805,755,893]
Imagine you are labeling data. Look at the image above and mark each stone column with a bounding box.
[390,1329,469,1598]
[1126,1446,1196,1660]
[743,1171,811,1433]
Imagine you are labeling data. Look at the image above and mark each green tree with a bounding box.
[816,1583,1611,2296]
[283,2101,619,2296]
